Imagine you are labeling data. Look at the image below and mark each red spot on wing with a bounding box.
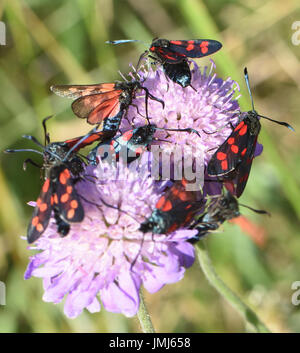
[231,145,239,154]
[239,125,248,136]
[234,121,244,132]
[170,40,182,45]
[36,223,44,232]
[70,200,78,209]
[42,179,50,193]
[241,148,247,156]
[200,41,209,54]
[156,196,166,209]
[164,54,177,61]
[228,137,235,145]
[59,169,71,185]
[221,160,228,170]
[32,216,39,227]
[162,200,172,212]
[67,209,75,219]
[39,203,48,212]
[60,193,69,203]
[217,152,227,161]
[53,194,59,204]
[186,41,195,51]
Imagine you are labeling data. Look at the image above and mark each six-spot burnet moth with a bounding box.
[5,116,115,243]
[207,67,294,198]
[187,191,269,243]
[140,178,204,235]
[106,38,222,88]
[5,36,293,243]
[88,123,201,165]
[187,191,240,243]
[51,78,165,133]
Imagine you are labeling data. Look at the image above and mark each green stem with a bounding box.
[196,240,271,333]
[137,289,155,333]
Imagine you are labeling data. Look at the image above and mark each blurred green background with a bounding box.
[0,0,300,333]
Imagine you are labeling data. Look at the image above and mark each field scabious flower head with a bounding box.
[121,60,241,165]
[24,155,197,318]
[23,59,263,321]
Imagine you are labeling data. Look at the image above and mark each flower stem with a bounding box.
[196,240,271,333]
[137,289,155,333]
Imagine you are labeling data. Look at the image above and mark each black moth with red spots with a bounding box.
[27,117,120,242]
[207,68,294,198]
[88,124,157,165]
[28,164,84,243]
[149,38,222,63]
[107,38,222,88]
[88,123,201,166]
[150,38,222,88]
[26,138,87,243]
[5,116,115,243]
[207,111,261,198]
[140,178,204,234]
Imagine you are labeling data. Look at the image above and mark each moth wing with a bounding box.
[50,83,116,99]
[53,168,84,223]
[27,179,53,243]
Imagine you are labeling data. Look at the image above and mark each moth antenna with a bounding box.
[258,114,295,132]
[42,115,54,145]
[4,148,44,156]
[156,127,201,138]
[244,68,294,132]
[239,203,270,216]
[244,67,255,112]
[22,135,44,148]
[5,142,62,162]
[106,39,148,47]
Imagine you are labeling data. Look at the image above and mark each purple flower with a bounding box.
[122,60,241,165]
[24,60,264,320]
[25,155,197,318]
